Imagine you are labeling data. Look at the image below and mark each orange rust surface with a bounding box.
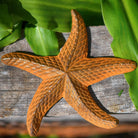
[0,123,138,137]
[1,10,136,136]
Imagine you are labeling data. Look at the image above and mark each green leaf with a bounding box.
[19,0,103,32]
[0,4,13,40]
[25,24,59,56]
[0,0,36,25]
[47,135,59,138]
[0,0,36,48]
[102,0,138,109]
[0,22,22,49]
[118,90,124,97]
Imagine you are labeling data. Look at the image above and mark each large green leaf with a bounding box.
[102,0,138,109]
[25,24,59,56]
[0,0,36,48]
[0,22,22,49]
[0,0,36,25]
[19,0,103,32]
[0,4,12,40]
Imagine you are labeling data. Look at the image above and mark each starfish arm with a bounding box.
[64,75,119,129]
[1,52,64,79]
[27,75,64,136]
[68,57,136,87]
[58,10,88,70]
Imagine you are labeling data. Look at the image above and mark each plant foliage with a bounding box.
[102,0,138,109]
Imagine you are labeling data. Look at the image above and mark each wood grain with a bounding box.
[0,26,137,123]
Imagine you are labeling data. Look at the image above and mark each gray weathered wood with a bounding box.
[0,26,138,123]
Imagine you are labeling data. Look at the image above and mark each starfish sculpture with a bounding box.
[1,10,136,136]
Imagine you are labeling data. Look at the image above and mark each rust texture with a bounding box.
[1,10,136,136]
[0,122,138,137]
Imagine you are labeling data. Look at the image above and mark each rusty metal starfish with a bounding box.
[1,10,136,136]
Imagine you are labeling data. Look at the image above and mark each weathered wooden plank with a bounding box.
[0,26,137,123]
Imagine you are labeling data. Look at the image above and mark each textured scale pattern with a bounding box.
[1,10,136,136]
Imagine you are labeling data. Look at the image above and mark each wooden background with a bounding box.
[0,26,138,136]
